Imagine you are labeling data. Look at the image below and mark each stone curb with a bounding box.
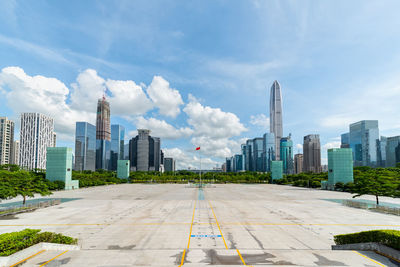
[332,242,400,262]
[0,242,80,267]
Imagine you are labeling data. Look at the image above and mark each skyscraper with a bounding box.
[164,158,176,172]
[303,134,322,173]
[19,113,54,170]
[280,136,294,174]
[377,136,387,167]
[96,97,111,170]
[11,140,19,165]
[270,80,283,160]
[294,154,303,174]
[349,120,379,167]
[385,136,400,167]
[340,133,350,148]
[129,129,161,171]
[0,117,14,165]
[262,133,275,172]
[74,122,96,171]
[110,124,125,171]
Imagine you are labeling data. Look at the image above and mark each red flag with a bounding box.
[196,147,200,150]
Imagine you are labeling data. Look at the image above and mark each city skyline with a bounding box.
[1,1,400,169]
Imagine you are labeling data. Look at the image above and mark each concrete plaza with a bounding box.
[1,184,399,266]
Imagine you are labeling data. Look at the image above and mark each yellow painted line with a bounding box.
[236,249,253,267]
[39,250,69,267]
[208,201,228,249]
[179,200,197,267]
[9,249,45,267]
[353,251,386,267]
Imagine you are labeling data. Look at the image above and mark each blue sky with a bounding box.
[1,0,400,169]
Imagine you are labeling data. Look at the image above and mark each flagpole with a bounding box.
[200,153,202,188]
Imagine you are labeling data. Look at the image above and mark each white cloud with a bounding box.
[250,114,270,128]
[132,117,193,140]
[163,147,219,170]
[146,76,184,118]
[107,79,153,116]
[322,141,341,150]
[0,66,94,136]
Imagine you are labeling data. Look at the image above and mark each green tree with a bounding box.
[11,171,52,205]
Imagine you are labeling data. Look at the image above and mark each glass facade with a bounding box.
[271,161,283,180]
[110,124,125,171]
[46,147,79,190]
[377,136,387,167]
[96,139,111,170]
[280,137,294,174]
[117,160,130,179]
[385,136,400,167]
[234,154,243,172]
[263,133,275,172]
[349,120,379,167]
[340,133,350,148]
[245,140,253,171]
[253,138,264,172]
[327,148,353,190]
[74,122,96,171]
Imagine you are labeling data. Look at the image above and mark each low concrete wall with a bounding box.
[0,242,80,267]
[332,242,400,262]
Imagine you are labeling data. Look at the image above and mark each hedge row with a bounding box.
[0,229,77,256]
[334,230,400,250]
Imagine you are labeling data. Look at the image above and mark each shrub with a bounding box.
[0,229,77,256]
[334,230,400,250]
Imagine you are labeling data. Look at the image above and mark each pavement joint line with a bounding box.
[8,249,45,267]
[353,251,386,267]
[39,250,69,267]
[179,200,196,267]
[208,200,228,249]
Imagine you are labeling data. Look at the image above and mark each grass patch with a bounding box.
[334,230,400,250]
[0,229,77,256]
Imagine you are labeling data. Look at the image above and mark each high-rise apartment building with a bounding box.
[303,134,321,173]
[270,80,283,160]
[110,124,125,171]
[96,97,111,170]
[19,113,55,170]
[327,148,353,190]
[294,153,303,174]
[11,140,19,165]
[385,136,400,167]
[262,133,275,172]
[349,120,379,167]
[280,136,294,174]
[164,157,176,172]
[129,129,161,171]
[74,122,96,171]
[0,117,14,165]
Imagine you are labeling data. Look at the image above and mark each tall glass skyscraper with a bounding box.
[377,136,387,167]
[303,134,321,173]
[96,97,111,170]
[129,129,161,171]
[263,133,275,172]
[270,80,283,160]
[385,136,400,167]
[280,136,294,174]
[349,120,379,167]
[110,124,125,171]
[75,122,96,171]
[253,138,264,172]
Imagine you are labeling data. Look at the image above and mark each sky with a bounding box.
[1,0,400,169]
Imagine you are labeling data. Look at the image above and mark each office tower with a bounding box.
[19,113,54,170]
[385,136,400,167]
[164,158,176,172]
[377,136,387,167]
[271,161,283,180]
[123,144,129,160]
[110,124,125,171]
[241,144,247,171]
[96,97,111,170]
[46,147,79,190]
[270,80,283,160]
[245,139,253,171]
[327,148,353,190]
[294,154,303,174]
[226,157,232,172]
[303,134,322,173]
[340,133,350,148]
[129,129,161,171]
[252,137,264,172]
[280,136,294,174]
[11,140,19,165]
[221,163,226,172]
[0,117,14,165]
[263,133,275,172]
[74,122,96,171]
[349,120,379,167]
[234,154,243,172]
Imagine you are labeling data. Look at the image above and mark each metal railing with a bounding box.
[0,199,61,216]
[342,199,400,216]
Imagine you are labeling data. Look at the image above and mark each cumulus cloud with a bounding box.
[132,116,193,139]
[250,114,270,128]
[163,147,219,170]
[322,141,341,150]
[146,76,184,118]
[0,66,94,137]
